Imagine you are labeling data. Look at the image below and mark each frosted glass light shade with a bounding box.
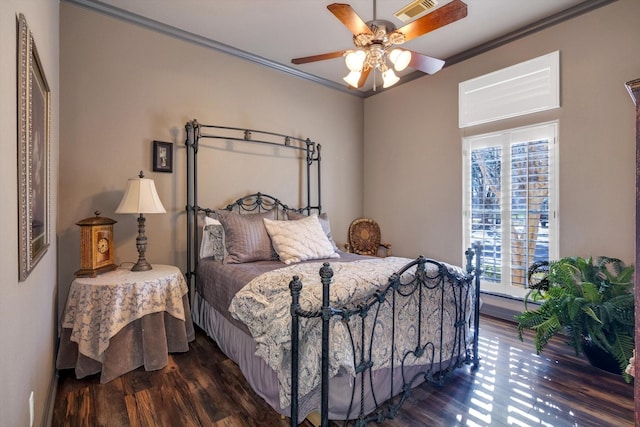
[343,71,362,87]
[389,49,411,72]
[115,175,166,214]
[345,50,366,72]
[382,69,400,88]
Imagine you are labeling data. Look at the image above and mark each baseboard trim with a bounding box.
[479,292,534,322]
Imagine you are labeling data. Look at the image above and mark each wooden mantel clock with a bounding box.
[75,211,117,277]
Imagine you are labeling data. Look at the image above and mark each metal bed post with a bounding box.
[184,119,200,298]
[185,120,194,295]
[192,122,200,291]
[465,242,482,368]
[317,144,322,214]
[289,276,303,427]
[305,140,312,214]
[305,140,322,214]
[473,242,482,368]
[319,262,333,427]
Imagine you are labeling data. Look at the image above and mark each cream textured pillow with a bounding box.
[263,215,340,265]
[287,211,338,251]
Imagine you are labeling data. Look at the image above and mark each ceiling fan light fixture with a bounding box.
[382,68,400,88]
[345,50,366,72]
[389,48,411,72]
[343,70,362,87]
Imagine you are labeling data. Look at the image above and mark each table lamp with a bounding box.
[115,171,166,271]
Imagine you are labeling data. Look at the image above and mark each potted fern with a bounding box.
[515,256,634,381]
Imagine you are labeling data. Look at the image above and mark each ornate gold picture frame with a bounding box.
[18,14,51,281]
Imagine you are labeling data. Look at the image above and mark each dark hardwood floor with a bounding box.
[52,315,634,426]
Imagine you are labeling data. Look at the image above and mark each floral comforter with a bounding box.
[228,256,473,409]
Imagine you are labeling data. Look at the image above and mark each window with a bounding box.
[459,51,559,127]
[463,122,558,298]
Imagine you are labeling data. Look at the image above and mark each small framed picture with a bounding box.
[152,140,173,173]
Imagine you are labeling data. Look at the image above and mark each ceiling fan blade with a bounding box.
[291,50,346,65]
[407,51,445,74]
[395,0,468,42]
[327,3,373,36]
[356,67,371,88]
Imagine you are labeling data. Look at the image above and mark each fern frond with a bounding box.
[580,282,600,303]
[610,332,635,382]
[515,310,544,341]
[531,316,561,353]
[581,306,602,325]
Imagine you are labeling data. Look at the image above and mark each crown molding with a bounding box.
[62,0,360,97]
[63,0,617,99]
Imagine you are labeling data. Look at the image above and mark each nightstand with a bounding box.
[56,265,195,383]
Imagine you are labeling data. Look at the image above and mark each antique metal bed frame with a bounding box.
[185,118,322,289]
[290,247,480,426]
[184,119,481,426]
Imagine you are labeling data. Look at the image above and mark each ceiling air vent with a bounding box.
[394,0,438,23]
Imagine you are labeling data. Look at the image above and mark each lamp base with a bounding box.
[131,213,152,272]
[131,259,152,271]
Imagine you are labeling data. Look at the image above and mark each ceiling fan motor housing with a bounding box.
[354,19,404,48]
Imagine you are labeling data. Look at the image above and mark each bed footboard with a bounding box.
[289,244,482,426]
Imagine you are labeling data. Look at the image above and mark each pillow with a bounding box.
[199,216,225,260]
[216,209,277,264]
[287,211,338,251]
[263,214,340,265]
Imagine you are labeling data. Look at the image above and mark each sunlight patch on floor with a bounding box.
[452,334,576,426]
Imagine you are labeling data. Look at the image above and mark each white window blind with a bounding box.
[463,122,558,298]
[459,51,560,128]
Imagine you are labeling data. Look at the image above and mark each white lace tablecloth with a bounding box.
[61,265,189,362]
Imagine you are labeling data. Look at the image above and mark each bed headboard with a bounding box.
[219,192,301,217]
[184,119,322,295]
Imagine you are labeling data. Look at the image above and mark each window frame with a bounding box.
[462,121,559,298]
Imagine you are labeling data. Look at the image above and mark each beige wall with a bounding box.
[2,2,634,424]
[0,1,59,426]
[58,3,364,313]
[364,0,639,267]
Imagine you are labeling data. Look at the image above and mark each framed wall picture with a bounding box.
[17,14,51,281]
[152,140,173,173]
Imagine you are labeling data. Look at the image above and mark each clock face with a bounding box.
[97,237,109,254]
[95,228,112,264]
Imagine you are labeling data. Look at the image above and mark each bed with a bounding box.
[184,120,481,426]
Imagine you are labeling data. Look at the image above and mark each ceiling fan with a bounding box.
[291,0,468,90]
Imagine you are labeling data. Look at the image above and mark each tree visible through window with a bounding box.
[463,122,558,298]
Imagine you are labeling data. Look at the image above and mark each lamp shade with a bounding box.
[343,70,362,87]
[382,69,400,88]
[345,50,366,72]
[115,173,166,214]
[389,49,411,72]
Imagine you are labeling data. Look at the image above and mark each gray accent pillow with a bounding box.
[216,209,277,264]
[287,211,338,251]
